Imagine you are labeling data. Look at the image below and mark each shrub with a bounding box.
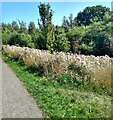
[8,32,34,48]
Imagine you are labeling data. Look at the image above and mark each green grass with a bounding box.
[2,55,112,118]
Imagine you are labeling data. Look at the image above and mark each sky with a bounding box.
[2,2,111,27]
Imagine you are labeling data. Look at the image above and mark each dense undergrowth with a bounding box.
[2,52,112,118]
[2,45,112,95]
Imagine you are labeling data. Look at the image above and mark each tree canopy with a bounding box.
[76,5,110,26]
[2,3,113,57]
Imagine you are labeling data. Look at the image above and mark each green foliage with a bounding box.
[37,3,54,50]
[93,32,112,56]
[79,20,110,55]
[28,21,36,34]
[46,24,55,52]
[60,71,73,84]
[54,27,70,52]
[62,14,76,30]
[68,62,92,82]
[2,29,11,44]
[8,32,33,47]
[38,3,53,29]
[46,25,71,52]
[76,5,110,26]
[2,3,112,57]
[2,54,112,118]
[34,31,47,49]
[62,16,69,31]
[17,20,27,33]
[2,3,113,117]
[67,26,85,53]
[11,21,19,31]
[80,43,93,55]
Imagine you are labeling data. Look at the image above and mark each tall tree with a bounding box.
[11,21,19,31]
[62,14,77,31]
[7,23,13,31]
[54,26,70,52]
[62,16,69,32]
[28,21,36,34]
[76,5,110,26]
[38,3,53,29]
[46,24,55,52]
[37,3,54,49]
[17,20,27,33]
[68,13,73,29]
[62,16,69,28]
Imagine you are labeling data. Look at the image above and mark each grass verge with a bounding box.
[2,54,112,118]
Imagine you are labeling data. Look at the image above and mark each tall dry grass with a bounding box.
[2,45,112,91]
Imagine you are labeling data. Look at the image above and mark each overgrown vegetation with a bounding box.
[2,45,112,96]
[2,53,112,118]
[2,3,113,57]
[2,2,113,118]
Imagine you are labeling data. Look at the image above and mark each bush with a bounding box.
[60,71,73,84]
[34,32,47,50]
[2,30,11,44]
[8,32,33,47]
[93,32,112,56]
[54,27,70,52]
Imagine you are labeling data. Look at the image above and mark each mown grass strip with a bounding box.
[2,55,112,118]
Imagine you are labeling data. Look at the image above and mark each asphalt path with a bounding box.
[1,58,43,118]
